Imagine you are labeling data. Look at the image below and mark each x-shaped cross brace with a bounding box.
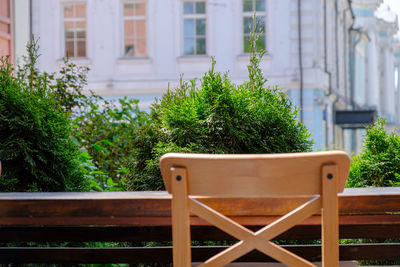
[189,196,321,267]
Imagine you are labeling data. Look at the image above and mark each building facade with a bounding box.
[14,0,400,152]
[347,0,400,152]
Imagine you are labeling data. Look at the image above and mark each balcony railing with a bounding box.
[0,187,399,264]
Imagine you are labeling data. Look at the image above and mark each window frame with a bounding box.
[62,2,87,58]
[182,0,207,56]
[241,0,267,54]
[121,0,148,58]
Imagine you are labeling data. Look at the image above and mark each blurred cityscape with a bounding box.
[1,0,400,153]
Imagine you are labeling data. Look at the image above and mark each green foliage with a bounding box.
[0,39,147,192]
[130,22,313,191]
[72,97,147,191]
[0,55,88,192]
[15,39,90,113]
[347,118,400,187]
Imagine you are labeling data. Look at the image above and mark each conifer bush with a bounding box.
[0,40,147,192]
[346,119,400,265]
[347,118,400,187]
[0,40,92,192]
[129,24,313,191]
[0,56,88,192]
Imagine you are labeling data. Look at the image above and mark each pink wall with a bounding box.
[0,0,13,64]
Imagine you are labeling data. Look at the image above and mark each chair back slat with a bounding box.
[160,151,350,197]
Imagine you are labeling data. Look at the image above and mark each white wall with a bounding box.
[13,0,31,64]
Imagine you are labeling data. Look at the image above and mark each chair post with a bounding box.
[321,164,339,267]
[171,167,191,267]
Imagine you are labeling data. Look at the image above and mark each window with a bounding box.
[122,0,147,57]
[242,0,266,53]
[63,3,87,58]
[183,0,206,55]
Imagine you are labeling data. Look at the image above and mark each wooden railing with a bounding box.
[0,187,399,264]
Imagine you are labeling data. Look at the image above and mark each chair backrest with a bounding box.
[160,151,350,267]
[161,151,350,198]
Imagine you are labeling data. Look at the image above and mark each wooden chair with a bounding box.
[160,151,350,267]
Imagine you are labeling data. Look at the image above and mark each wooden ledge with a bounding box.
[0,188,398,226]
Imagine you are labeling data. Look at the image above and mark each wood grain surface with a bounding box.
[0,188,398,226]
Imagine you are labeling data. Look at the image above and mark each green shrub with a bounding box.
[15,40,90,114]
[0,56,88,192]
[346,118,400,266]
[0,40,147,192]
[129,27,313,191]
[347,118,400,187]
[72,97,147,191]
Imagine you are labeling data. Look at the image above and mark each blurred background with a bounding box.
[1,0,399,153]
